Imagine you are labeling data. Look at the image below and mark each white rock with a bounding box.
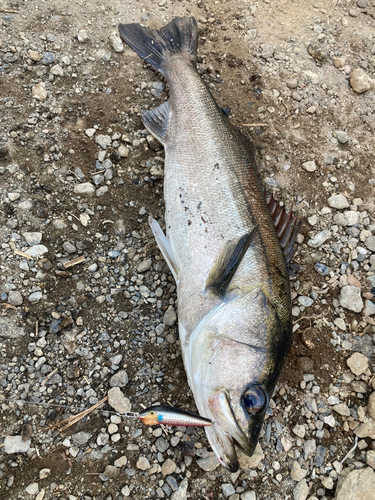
[50,64,64,76]
[108,387,131,413]
[25,245,48,258]
[118,145,129,157]
[332,403,350,416]
[363,299,375,316]
[302,161,317,172]
[335,467,375,499]
[163,306,177,326]
[74,182,95,195]
[25,483,39,495]
[241,492,256,500]
[32,83,47,101]
[292,424,306,438]
[39,468,51,479]
[238,443,264,469]
[339,285,363,313]
[347,352,369,376]
[23,232,42,246]
[171,478,188,500]
[85,128,96,138]
[307,230,331,248]
[77,29,89,43]
[350,68,374,93]
[327,194,349,209]
[109,33,124,52]
[136,456,151,470]
[4,435,31,454]
[95,134,111,149]
[334,318,346,331]
[8,192,21,201]
[293,478,310,500]
[344,210,359,226]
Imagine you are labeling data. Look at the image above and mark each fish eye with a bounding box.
[242,385,267,415]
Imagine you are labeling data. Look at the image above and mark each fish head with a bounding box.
[186,288,290,470]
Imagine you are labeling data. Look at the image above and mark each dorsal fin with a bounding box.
[264,190,301,267]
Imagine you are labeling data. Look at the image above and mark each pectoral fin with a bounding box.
[148,216,179,283]
[142,101,170,146]
[205,228,257,297]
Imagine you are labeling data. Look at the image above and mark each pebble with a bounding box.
[196,453,221,471]
[50,64,64,76]
[335,467,375,499]
[363,300,375,316]
[77,29,89,42]
[237,444,264,469]
[163,306,177,326]
[136,456,151,470]
[241,492,256,500]
[108,386,131,413]
[222,484,236,497]
[8,291,23,306]
[321,476,334,489]
[350,68,374,93]
[29,49,42,61]
[327,194,349,209]
[109,33,124,52]
[161,458,176,476]
[74,183,95,196]
[72,431,91,445]
[103,465,119,479]
[95,134,112,149]
[332,403,350,416]
[368,392,375,420]
[114,456,127,468]
[364,236,375,252]
[333,131,348,144]
[85,128,96,138]
[290,461,307,481]
[354,422,375,439]
[25,483,39,495]
[28,291,43,303]
[302,160,317,172]
[303,439,316,459]
[339,286,363,313]
[118,145,129,157]
[4,435,31,454]
[347,352,368,375]
[137,259,152,273]
[293,478,309,500]
[109,369,128,388]
[307,230,331,248]
[171,478,188,500]
[292,424,306,438]
[23,232,42,245]
[39,469,50,479]
[32,83,47,101]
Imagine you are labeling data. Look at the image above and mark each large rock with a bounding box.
[335,467,375,499]
[4,435,31,454]
[339,285,363,313]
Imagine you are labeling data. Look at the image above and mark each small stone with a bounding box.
[297,296,313,307]
[28,291,43,303]
[291,461,307,481]
[196,453,221,471]
[354,421,375,439]
[39,469,50,479]
[109,33,124,52]
[36,489,45,500]
[347,352,368,375]
[293,479,309,500]
[63,241,76,254]
[171,478,188,500]
[344,210,359,226]
[96,186,108,197]
[136,456,151,470]
[222,484,236,497]
[334,57,346,68]
[8,192,20,201]
[332,403,350,416]
[108,387,131,413]
[293,424,306,438]
[32,83,47,101]
[23,232,42,246]
[77,30,89,43]
[97,433,109,446]
[350,68,373,94]
[306,106,316,114]
[118,145,129,157]
[315,263,329,276]
[364,236,375,252]
[307,230,331,248]
[339,286,363,313]
[323,415,336,427]
[368,392,375,420]
[137,259,152,273]
[302,161,317,172]
[161,458,176,476]
[334,318,346,331]
[85,128,96,137]
[25,483,39,495]
[114,456,127,468]
[25,245,48,258]
[327,194,350,209]
[28,49,42,61]
[303,439,316,460]
[50,64,64,76]
[241,492,256,500]
[333,131,348,144]
[287,78,298,89]
[72,431,91,445]
[237,443,264,469]
[8,291,23,306]
[321,476,334,489]
[95,134,112,149]
[41,52,55,64]
[74,182,95,195]
[109,370,128,388]
[363,300,375,316]
[163,306,177,326]
[4,435,31,454]
[296,357,314,372]
[335,467,375,499]
[103,465,119,479]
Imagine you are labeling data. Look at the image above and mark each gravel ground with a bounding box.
[1,0,375,499]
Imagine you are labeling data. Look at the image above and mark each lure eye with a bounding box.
[242,385,267,415]
[150,411,155,415]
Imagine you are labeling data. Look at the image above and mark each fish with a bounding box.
[118,17,300,472]
[138,405,213,427]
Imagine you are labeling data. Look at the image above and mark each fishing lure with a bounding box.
[138,405,213,427]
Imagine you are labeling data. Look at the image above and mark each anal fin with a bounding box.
[148,216,179,283]
[206,228,257,297]
[142,101,170,146]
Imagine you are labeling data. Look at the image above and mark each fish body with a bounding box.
[119,17,298,472]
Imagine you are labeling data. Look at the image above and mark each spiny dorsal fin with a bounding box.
[206,228,257,297]
[264,191,301,266]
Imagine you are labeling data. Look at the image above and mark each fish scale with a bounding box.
[119,16,297,472]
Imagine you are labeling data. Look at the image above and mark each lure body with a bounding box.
[138,405,213,427]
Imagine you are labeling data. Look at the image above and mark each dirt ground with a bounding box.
[1,0,375,499]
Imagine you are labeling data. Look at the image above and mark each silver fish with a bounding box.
[119,17,299,472]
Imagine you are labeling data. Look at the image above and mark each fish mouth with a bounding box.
[208,390,262,464]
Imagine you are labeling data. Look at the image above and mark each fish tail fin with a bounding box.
[118,16,198,75]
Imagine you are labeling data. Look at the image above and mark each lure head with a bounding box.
[138,408,162,426]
